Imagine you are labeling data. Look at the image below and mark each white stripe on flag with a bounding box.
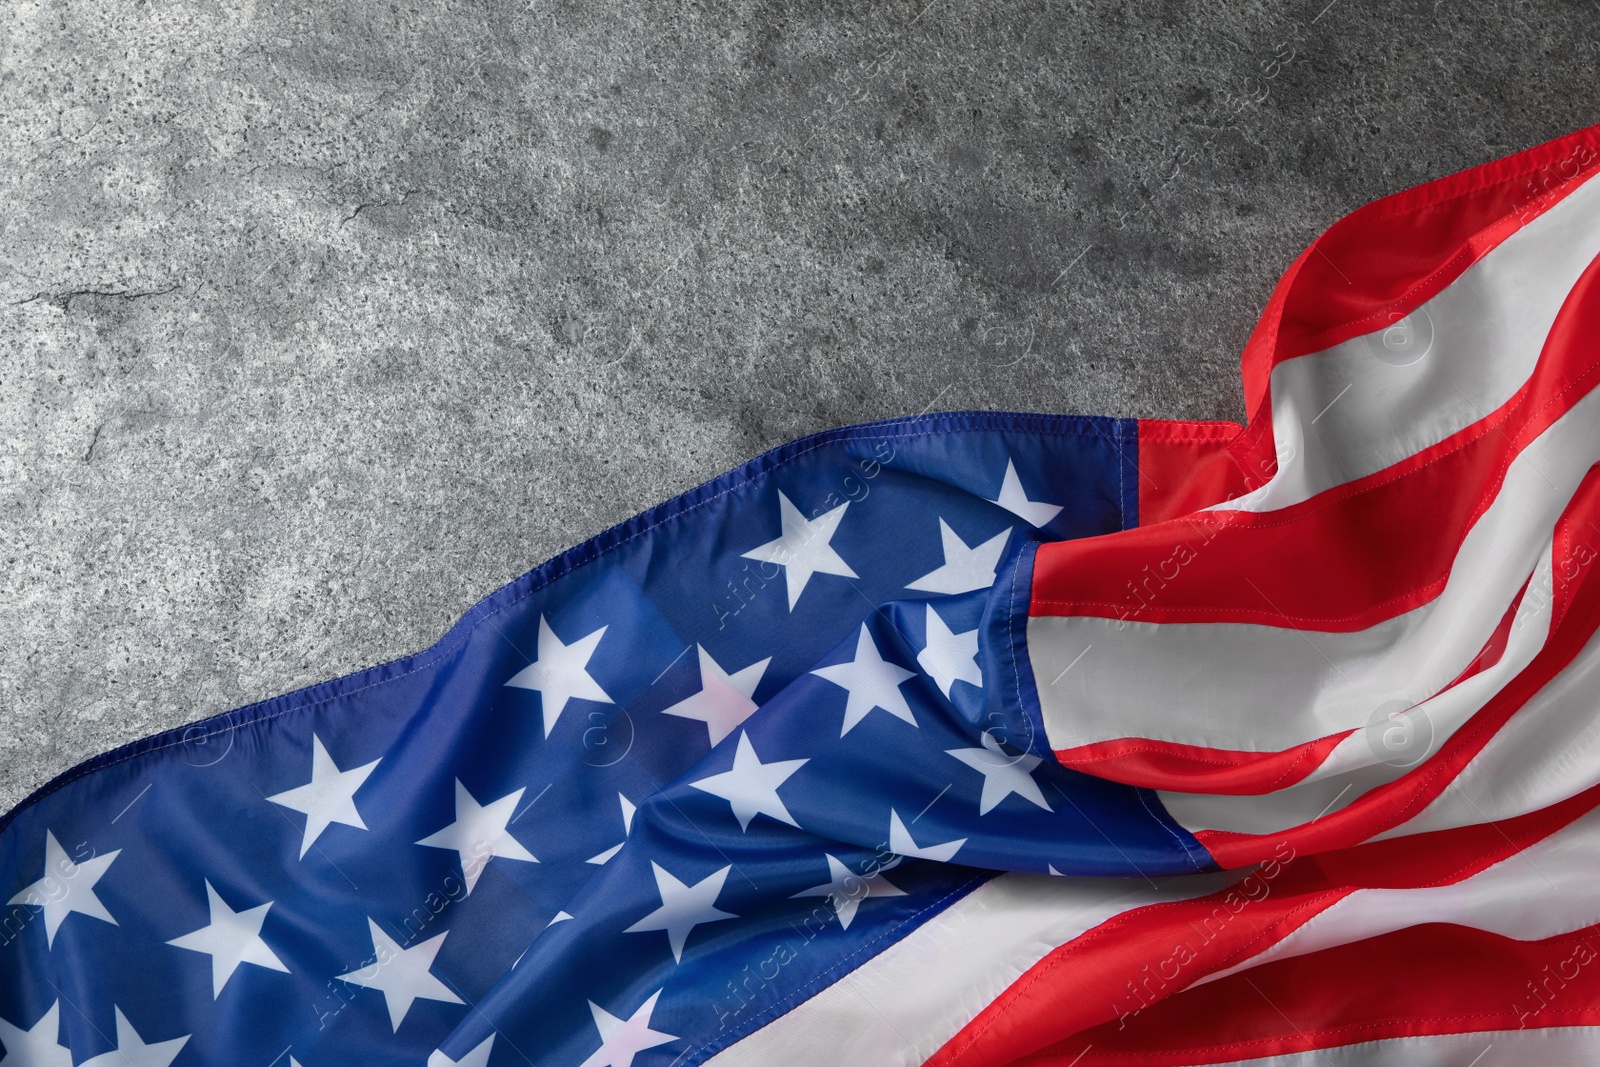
[1157,542,1559,835]
[1378,622,1600,840]
[1195,1026,1600,1066]
[704,870,1238,1067]
[1032,372,1600,769]
[1214,166,1600,515]
[1194,804,1600,989]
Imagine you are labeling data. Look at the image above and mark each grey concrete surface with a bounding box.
[1,0,1596,813]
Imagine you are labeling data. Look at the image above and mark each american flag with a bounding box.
[4,124,1599,1066]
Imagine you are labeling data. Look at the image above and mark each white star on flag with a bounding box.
[0,1002,71,1067]
[416,780,539,894]
[624,861,738,962]
[7,830,120,948]
[662,645,771,745]
[266,734,380,859]
[791,854,906,930]
[505,616,613,736]
[337,919,464,1031]
[690,732,808,831]
[888,809,966,863]
[578,989,678,1067]
[165,881,289,997]
[992,458,1064,527]
[586,793,637,865]
[916,604,983,697]
[78,1008,188,1067]
[946,732,1054,815]
[428,1035,495,1067]
[810,625,917,736]
[906,519,1010,595]
[740,491,858,609]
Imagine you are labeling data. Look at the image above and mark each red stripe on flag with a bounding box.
[922,783,1600,1067]
[1194,461,1600,869]
[1032,252,1600,629]
[1095,125,1600,533]
[1226,124,1600,491]
[1442,573,1529,691]
[1552,472,1600,633]
[1246,128,1600,398]
[1053,731,1351,796]
[1065,922,1600,1066]
[1135,420,1244,527]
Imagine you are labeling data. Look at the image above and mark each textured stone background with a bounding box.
[1,0,1596,812]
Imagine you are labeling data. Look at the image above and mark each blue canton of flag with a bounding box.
[0,412,1206,1066]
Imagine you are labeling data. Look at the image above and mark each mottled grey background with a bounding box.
[1,0,1596,812]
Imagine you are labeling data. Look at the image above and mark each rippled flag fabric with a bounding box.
[7,123,1600,1067]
